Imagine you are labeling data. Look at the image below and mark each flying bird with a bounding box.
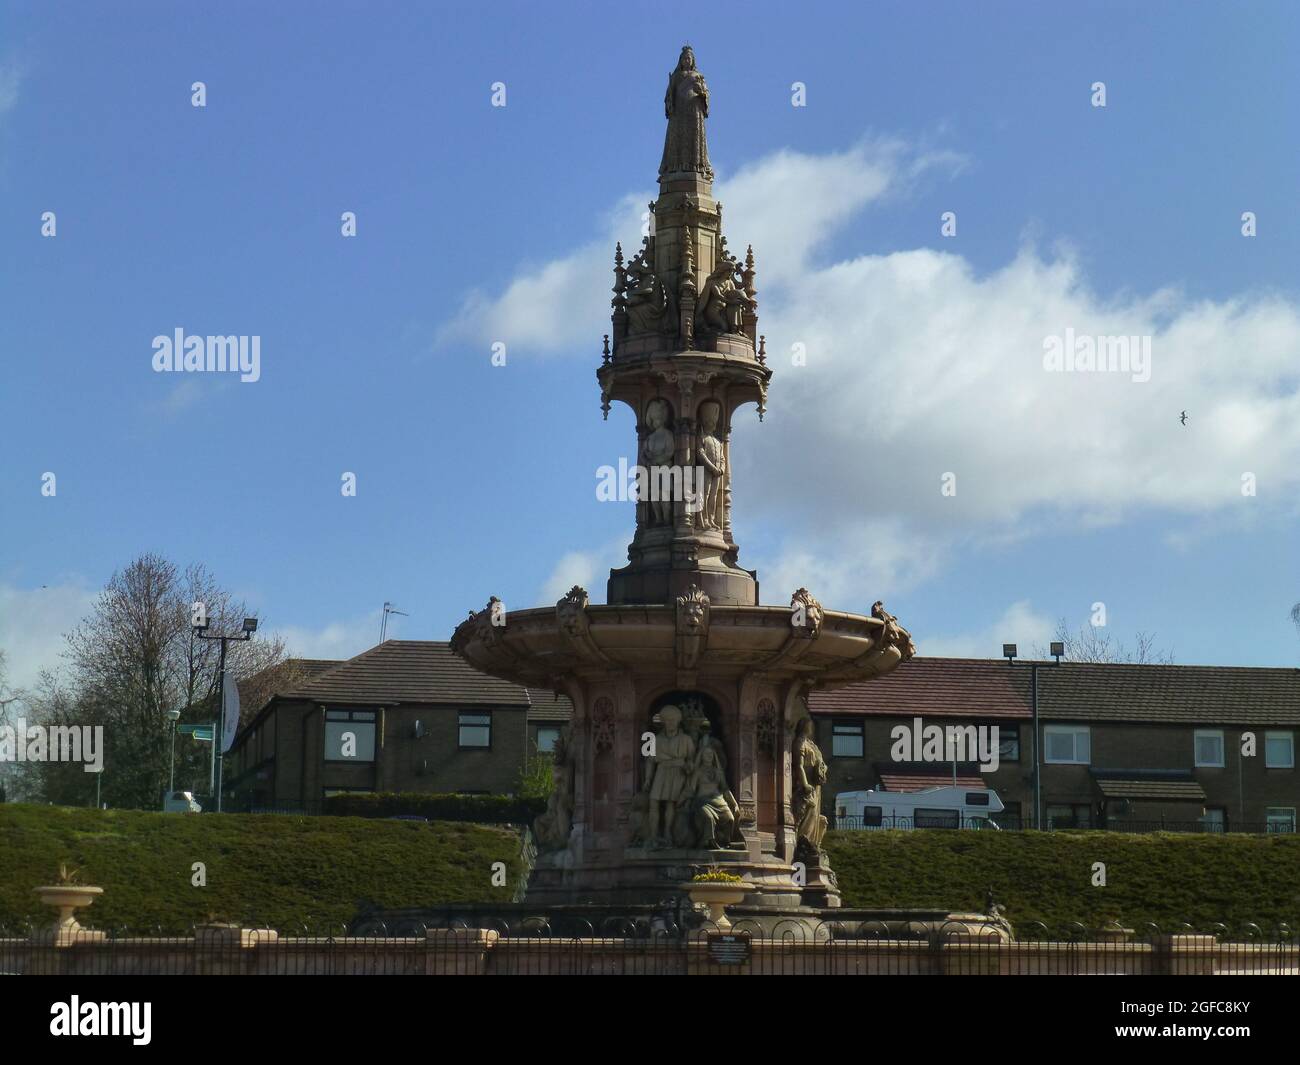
[1179,411,1188,426]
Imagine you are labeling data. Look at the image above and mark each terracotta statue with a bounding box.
[642,705,696,848]
[696,400,725,530]
[792,716,829,854]
[688,744,740,848]
[698,258,745,334]
[625,248,675,335]
[641,399,676,526]
[660,46,712,179]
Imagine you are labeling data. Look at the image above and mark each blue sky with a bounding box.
[2,0,1299,685]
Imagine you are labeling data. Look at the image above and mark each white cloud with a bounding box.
[0,59,22,117]
[753,519,945,610]
[0,580,98,690]
[537,537,628,604]
[921,599,1054,660]
[436,139,942,355]
[271,612,382,662]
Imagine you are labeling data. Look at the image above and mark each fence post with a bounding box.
[425,928,498,975]
[1153,934,1217,975]
[194,924,276,975]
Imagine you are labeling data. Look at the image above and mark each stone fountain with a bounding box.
[451,46,918,928]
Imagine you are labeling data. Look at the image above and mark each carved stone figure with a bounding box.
[697,257,747,334]
[533,724,574,851]
[660,46,712,180]
[625,247,676,335]
[641,399,676,526]
[687,743,740,848]
[642,705,696,848]
[696,400,725,530]
[872,599,916,659]
[792,716,829,855]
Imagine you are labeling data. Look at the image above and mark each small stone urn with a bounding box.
[685,878,748,931]
[34,866,105,945]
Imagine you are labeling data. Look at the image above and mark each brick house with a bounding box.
[809,658,1300,832]
[226,641,570,809]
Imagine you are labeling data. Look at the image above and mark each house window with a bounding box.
[459,711,492,749]
[1194,729,1225,768]
[323,709,376,762]
[1046,803,1092,829]
[1043,725,1090,765]
[832,721,864,758]
[915,808,960,830]
[536,726,561,754]
[1266,808,1296,833]
[1199,807,1226,832]
[1265,731,1294,768]
[995,723,1020,762]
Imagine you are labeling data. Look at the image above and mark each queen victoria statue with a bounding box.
[660,46,712,179]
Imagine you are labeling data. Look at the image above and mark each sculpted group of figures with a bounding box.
[532,701,833,858]
[632,704,742,850]
[639,397,726,531]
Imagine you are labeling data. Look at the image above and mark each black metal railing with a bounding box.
[831,814,1297,833]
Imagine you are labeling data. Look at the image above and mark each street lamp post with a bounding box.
[1004,641,1064,830]
[165,707,181,800]
[194,615,258,812]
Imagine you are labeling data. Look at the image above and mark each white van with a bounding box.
[163,790,202,813]
[835,786,1005,831]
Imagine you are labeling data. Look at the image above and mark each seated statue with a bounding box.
[697,257,749,335]
[687,744,741,849]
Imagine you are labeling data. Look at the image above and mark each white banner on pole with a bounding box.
[221,670,240,753]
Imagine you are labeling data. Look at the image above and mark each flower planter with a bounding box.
[685,881,748,931]
[34,884,105,945]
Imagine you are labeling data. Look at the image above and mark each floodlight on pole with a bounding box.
[165,707,182,798]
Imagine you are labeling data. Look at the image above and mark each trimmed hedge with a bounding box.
[321,791,545,824]
[826,828,1300,930]
[0,803,524,933]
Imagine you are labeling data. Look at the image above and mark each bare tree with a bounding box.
[1036,618,1175,665]
[24,553,289,808]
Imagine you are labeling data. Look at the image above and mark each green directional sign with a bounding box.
[179,724,215,742]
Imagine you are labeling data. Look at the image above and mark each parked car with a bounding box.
[162,790,202,813]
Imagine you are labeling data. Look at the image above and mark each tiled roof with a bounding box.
[1092,771,1207,801]
[811,658,1033,719]
[287,640,535,706]
[525,688,574,722]
[810,657,1300,726]
[878,771,987,792]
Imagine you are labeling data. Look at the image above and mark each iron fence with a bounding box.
[2,919,1295,976]
[831,814,1297,833]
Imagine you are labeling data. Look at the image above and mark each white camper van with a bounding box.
[835,786,1005,831]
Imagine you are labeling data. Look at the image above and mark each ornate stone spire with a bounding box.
[596,50,772,608]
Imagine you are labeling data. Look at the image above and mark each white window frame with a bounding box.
[1194,729,1225,768]
[1043,725,1090,765]
[1265,731,1294,769]
[1265,807,1296,833]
